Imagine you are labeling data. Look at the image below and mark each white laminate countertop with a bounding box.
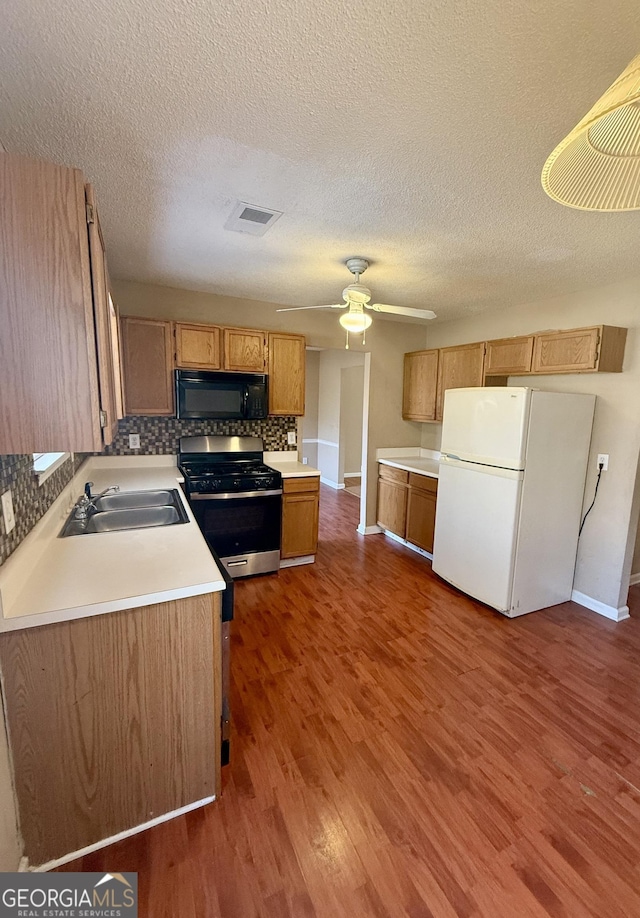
[0,456,227,633]
[263,451,321,478]
[377,449,440,479]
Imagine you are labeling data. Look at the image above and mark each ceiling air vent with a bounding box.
[225,201,283,236]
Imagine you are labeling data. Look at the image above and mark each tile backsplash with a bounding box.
[0,453,86,566]
[0,416,296,568]
[102,416,298,455]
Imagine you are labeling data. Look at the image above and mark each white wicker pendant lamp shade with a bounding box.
[542,53,640,210]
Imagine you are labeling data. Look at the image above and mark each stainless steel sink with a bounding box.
[92,489,178,512]
[60,488,189,536]
[85,505,186,532]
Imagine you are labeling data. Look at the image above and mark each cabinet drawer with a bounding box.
[378,464,409,485]
[408,472,438,493]
[283,476,320,493]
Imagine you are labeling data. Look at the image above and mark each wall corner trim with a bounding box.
[571,589,630,622]
[320,477,344,490]
[357,524,382,536]
[629,572,640,586]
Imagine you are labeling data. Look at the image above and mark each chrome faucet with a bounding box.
[84,482,120,501]
[74,482,120,520]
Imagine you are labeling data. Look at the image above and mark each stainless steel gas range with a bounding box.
[178,435,282,578]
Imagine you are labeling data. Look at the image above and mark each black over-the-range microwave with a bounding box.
[175,370,269,420]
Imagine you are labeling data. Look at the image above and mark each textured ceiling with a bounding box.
[2,0,640,323]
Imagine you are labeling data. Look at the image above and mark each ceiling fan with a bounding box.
[276,258,437,347]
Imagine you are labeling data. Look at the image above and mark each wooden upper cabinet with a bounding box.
[86,185,120,446]
[268,333,306,416]
[436,342,485,420]
[223,327,266,372]
[175,322,221,370]
[106,282,125,421]
[485,336,534,376]
[120,317,175,415]
[403,350,439,421]
[532,325,627,374]
[0,153,120,452]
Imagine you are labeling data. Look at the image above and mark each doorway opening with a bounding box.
[301,347,370,531]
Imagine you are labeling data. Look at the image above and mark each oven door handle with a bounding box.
[190,489,283,500]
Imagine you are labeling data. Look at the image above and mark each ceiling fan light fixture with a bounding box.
[542,53,640,210]
[339,309,372,333]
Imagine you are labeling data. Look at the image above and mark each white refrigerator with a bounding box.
[432,387,596,617]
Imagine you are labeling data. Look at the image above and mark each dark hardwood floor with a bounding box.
[61,486,640,917]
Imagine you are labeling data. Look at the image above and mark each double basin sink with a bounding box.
[60,489,189,537]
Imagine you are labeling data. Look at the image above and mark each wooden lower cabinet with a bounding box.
[0,593,221,867]
[377,465,408,537]
[377,464,438,553]
[406,473,438,553]
[281,476,320,559]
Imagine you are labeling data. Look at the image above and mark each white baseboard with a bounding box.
[629,572,640,586]
[30,795,215,872]
[320,477,344,489]
[280,555,315,568]
[19,856,29,872]
[357,524,382,536]
[343,472,361,480]
[382,529,433,561]
[571,589,630,622]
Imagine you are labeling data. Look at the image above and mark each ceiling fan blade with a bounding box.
[276,304,345,312]
[370,303,437,320]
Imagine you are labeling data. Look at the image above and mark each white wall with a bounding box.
[302,350,320,468]
[340,365,365,477]
[422,275,640,612]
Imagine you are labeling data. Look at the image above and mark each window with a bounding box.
[32,452,71,484]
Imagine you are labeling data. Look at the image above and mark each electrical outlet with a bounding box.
[1,489,15,534]
[129,434,141,449]
[597,453,609,471]
[287,430,296,446]
[302,457,308,465]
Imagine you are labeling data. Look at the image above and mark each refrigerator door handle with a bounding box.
[440,455,524,480]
